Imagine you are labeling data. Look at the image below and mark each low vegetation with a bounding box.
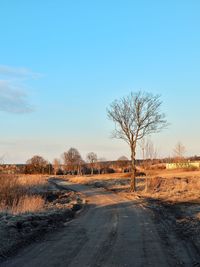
[65,168,200,202]
[0,175,48,214]
[0,174,84,260]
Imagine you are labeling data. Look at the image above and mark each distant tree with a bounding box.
[117,156,129,173]
[103,161,112,174]
[96,158,107,174]
[173,142,186,162]
[26,155,48,174]
[118,156,129,161]
[62,148,83,175]
[86,152,97,175]
[0,155,5,165]
[0,155,5,173]
[107,91,168,191]
[52,158,61,175]
[145,139,158,167]
[139,138,146,164]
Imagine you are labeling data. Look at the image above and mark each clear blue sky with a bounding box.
[0,0,200,163]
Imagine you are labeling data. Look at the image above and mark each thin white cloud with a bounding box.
[0,65,41,79]
[0,80,34,113]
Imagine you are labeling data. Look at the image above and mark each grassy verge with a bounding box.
[0,175,48,214]
[0,175,84,261]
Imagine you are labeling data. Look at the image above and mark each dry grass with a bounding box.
[142,174,200,202]
[18,175,48,189]
[0,174,47,214]
[0,175,24,207]
[146,168,200,178]
[65,170,200,202]
[66,172,130,184]
[11,195,45,214]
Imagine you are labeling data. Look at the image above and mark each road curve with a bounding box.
[1,180,199,267]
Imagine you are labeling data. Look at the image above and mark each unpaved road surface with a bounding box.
[2,180,200,267]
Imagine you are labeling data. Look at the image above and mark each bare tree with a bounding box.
[107,91,167,191]
[62,148,83,175]
[141,139,158,191]
[173,142,186,162]
[0,155,5,165]
[96,158,106,174]
[26,155,48,174]
[139,138,158,167]
[52,158,61,175]
[117,156,129,173]
[0,155,5,173]
[145,139,158,166]
[140,138,146,164]
[86,152,97,175]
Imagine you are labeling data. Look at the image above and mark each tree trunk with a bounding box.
[91,167,93,175]
[145,176,148,192]
[77,165,81,175]
[130,147,136,192]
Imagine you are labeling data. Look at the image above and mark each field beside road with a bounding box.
[0,175,84,260]
[2,178,200,267]
[2,170,200,266]
[64,169,200,265]
[65,169,200,201]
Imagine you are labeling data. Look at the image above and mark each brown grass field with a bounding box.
[1,168,200,214]
[65,168,200,202]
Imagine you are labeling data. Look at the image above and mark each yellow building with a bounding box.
[166,162,200,170]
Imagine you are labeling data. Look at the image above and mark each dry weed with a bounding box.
[0,175,24,207]
[11,195,45,214]
[66,172,130,184]
[0,174,47,214]
[18,175,48,189]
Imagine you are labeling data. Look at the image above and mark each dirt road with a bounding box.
[2,180,200,267]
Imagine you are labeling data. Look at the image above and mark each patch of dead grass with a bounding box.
[66,172,130,184]
[141,175,200,202]
[11,195,45,214]
[0,174,47,214]
[18,175,48,189]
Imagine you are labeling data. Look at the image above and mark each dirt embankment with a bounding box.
[142,198,200,265]
[0,179,84,261]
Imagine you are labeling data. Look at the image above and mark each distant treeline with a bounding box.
[0,160,133,175]
[1,151,199,175]
[0,158,167,175]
